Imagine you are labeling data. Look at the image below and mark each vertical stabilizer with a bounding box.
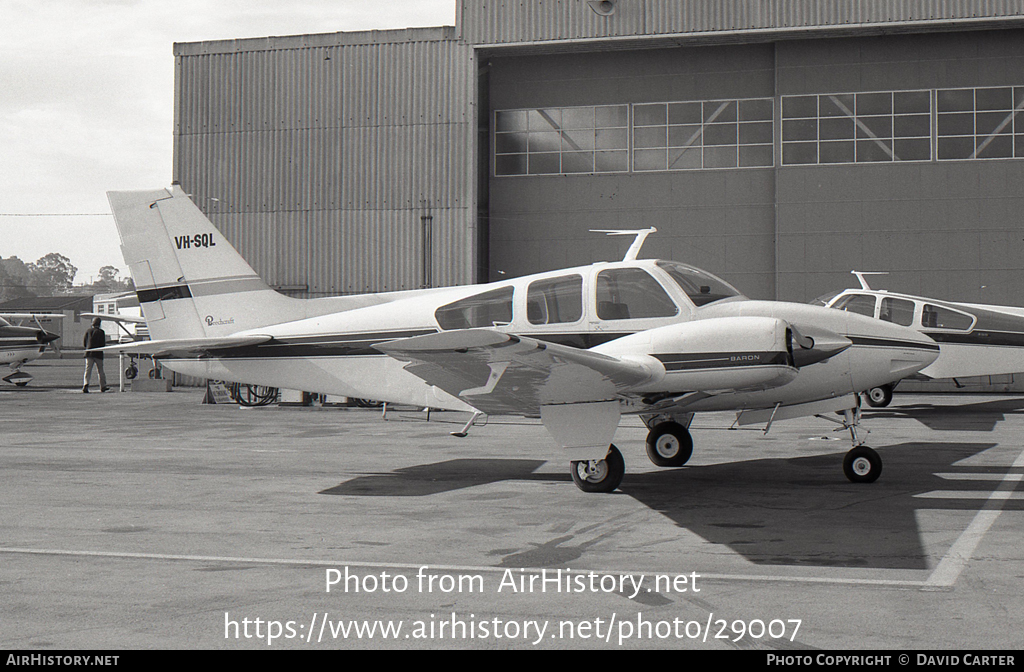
[107,185,304,341]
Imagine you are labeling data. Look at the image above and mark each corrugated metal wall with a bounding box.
[459,0,1024,45]
[173,28,475,296]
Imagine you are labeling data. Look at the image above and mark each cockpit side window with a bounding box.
[527,275,583,325]
[833,294,876,318]
[879,297,915,326]
[921,304,974,330]
[435,287,514,330]
[596,268,678,320]
[655,261,743,306]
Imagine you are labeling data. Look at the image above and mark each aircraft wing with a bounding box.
[90,335,272,358]
[0,313,65,320]
[80,312,147,324]
[375,329,654,416]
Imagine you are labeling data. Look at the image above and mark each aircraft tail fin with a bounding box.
[106,185,304,341]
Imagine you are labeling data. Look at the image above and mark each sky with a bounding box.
[0,0,456,285]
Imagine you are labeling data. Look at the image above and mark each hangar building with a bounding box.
[173,0,1024,309]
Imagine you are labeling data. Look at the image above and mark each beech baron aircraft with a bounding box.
[96,186,941,492]
[1,314,61,386]
[816,272,1024,407]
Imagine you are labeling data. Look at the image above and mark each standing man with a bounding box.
[83,317,109,393]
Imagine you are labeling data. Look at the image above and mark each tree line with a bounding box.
[0,253,134,302]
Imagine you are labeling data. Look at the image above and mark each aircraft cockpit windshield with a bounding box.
[655,260,744,307]
[809,290,842,307]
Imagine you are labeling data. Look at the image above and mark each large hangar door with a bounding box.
[485,44,778,300]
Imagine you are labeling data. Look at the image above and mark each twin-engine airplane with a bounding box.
[0,313,62,386]
[97,185,940,492]
[816,272,1024,407]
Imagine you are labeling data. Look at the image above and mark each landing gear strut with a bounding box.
[570,445,625,493]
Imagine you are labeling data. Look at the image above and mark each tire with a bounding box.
[570,445,625,493]
[124,365,138,380]
[645,422,694,467]
[865,384,893,408]
[843,446,882,483]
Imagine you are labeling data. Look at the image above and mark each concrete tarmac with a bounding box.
[1,359,1022,650]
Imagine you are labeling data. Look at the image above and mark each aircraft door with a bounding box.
[590,267,681,333]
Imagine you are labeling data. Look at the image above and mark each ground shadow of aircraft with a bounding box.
[321,441,1012,570]
[864,397,1024,431]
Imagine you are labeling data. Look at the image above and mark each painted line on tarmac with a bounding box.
[0,546,932,588]
[923,447,1024,588]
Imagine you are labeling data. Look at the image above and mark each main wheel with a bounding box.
[570,445,625,493]
[843,446,882,483]
[865,384,893,407]
[645,422,694,467]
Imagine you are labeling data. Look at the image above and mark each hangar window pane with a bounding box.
[894,138,931,161]
[783,96,817,118]
[704,145,738,168]
[596,150,628,172]
[857,116,893,139]
[782,89,932,164]
[936,86,1024,161]
[435,287,514,330]
[856,140,894,162]
[783,141,817,165]
[669,146,702,169]
[894,91,930,114]
[596,268,678,320]
[562,151,595,173]
[495,110,528,132]
[528,153,561,174]
[634,104,667,126]
[634,148,668,171]
[705,100,737,123]
[740,144,774,167]
[669,102,702,124]
[880,298,915,327]
[494,104,628,176]
[819,140,855,164]
[527,275,583,325]
[596,128,627,149]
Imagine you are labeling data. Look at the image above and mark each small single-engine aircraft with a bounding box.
[814,272,1024,407]
[96,185,941,492]
[0,313,62,386]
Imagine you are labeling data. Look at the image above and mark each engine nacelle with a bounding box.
[594,316,801,393]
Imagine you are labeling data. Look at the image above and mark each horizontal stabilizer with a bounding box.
[375,328,654,416]
[90,334,272,358]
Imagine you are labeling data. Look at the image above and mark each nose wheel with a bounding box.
[843,445,882,483]
[570,445,625,493]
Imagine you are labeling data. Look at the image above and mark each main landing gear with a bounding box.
[818,405,883,483]
[570,445,625,493]
[863,383,894,408]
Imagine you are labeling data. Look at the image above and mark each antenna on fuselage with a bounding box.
[590,227,657,261]
[851,271,889,291]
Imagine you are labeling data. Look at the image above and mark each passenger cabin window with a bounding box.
[833,294,876,318]
[435,287,514,330]
[921,304,974,330]
[656,260,743,306]
[527,275,583,325]
[596,268,678,320]
[879,297,915,326]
